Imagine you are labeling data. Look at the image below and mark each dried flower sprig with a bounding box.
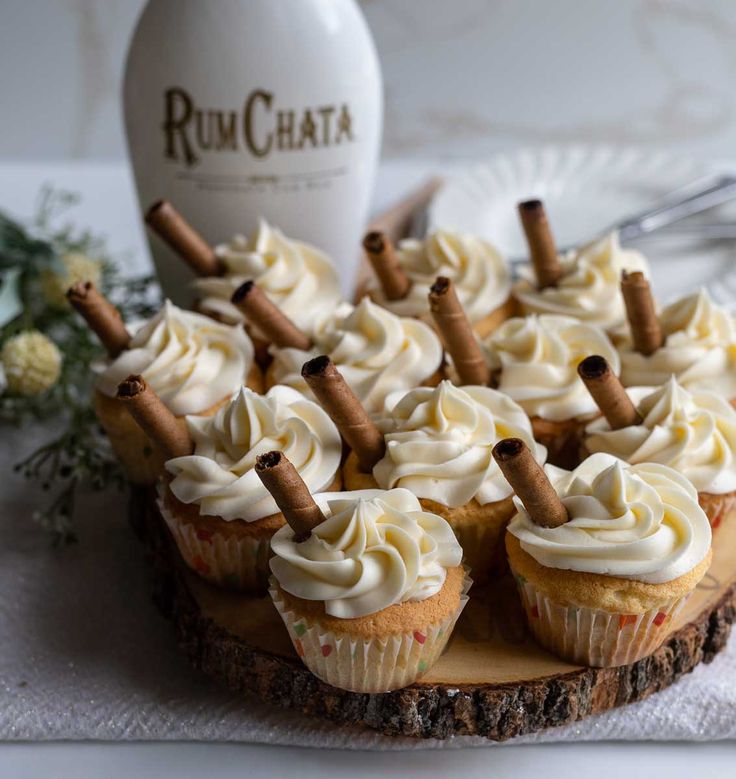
[1,186,160,542]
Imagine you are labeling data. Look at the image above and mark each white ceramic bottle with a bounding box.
[124,0,383,304]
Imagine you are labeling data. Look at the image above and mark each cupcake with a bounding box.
[584,374,736,530]
[618,286,736,403]
[256,451,468,693]
[145,201,342,337]
[86,292,261,485]
[363,228,514,337]
[268,296,444,415]
[494,440,712,667]
[426,276,618,468]
[341,379,547,581]
[154,385,341,591]
[514,231,649,331]
[481,313,619,468]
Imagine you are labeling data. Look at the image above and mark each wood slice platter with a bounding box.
[132,488,736,741]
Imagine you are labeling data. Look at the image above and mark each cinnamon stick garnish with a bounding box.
[578,355,641,429]
[301,356,385,471]
[145,200,223,277]
[231,281,312,350]
[621,271,662,356]
[255,451,326,541]
[428,276,491,386]
[363,231,412,301]
[518,200,562,289]
[492,438,568,528]
[116,375,192,460]
[66,281,130,358]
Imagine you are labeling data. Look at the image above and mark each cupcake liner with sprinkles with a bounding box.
[157,488,272,593]
[512,573,689,667]
[269,570,472,693]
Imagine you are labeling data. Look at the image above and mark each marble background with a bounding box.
[2,0,736,163]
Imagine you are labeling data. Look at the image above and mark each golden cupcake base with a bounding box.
[132,486,736,741]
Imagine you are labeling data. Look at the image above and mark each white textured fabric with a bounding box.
[2,424,735,748]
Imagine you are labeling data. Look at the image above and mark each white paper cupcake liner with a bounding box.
[512,573,689,667]
[269,571,472,693]
[157,490,272,593]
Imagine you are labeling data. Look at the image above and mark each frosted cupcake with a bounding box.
[341,379,547,581]
[363,229,514,337]
[514,231,649,331]
[156,385,341,591]
[268,296,443,415]
[257,451,468,692]
[195,219,342,333]
[495,441,712,667]
[482,314,619,468]
[584,375,736,530]
[145,202,342,343]
[69,284,261,485]
[618,287,736,402]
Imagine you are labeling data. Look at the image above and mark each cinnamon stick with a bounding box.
[492,438,568,528]
[621,271,662,356]
[363,231,412,301]
[578,355,641,429]
[301,356,385,471]
[255,450,326,541]
[116,375,192,460]
[145,200,223,277]
[518,200,562,289]
[66,281,131,358]
[231,281,312,350]
[428,276,491,386]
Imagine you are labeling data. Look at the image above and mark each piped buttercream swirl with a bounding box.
[508,453,711,583]
[585,377,736,494]
[483,314,620,421]
[270,488,463,618]
[165,385,341,522]
[618,289,736,398]
[269,297,444,415]
[368,229,511,325]
[514,232,649,329]
[194,219,342,334]
[373,381,547,507]
[96,300,255,416]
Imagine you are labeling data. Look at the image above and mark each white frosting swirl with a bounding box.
[619,289,736,398]
[96,300,254,416]
[194,219,342,334]
[270,297,444,415]
[514,232,649,329]
[483,314,620,421]
[165,385,341,522]
[270,488,463,618]
[368,229,511,324]
[373,381,547,507]
[585,377,736,494]
[508,453,711,583]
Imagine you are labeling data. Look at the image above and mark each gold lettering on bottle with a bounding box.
[163,88,356,166]
[335,105,354,145]
[298,109,318,149]
[164,88,197,166]
[244,90,273,158]
[317,106,335,146]
[216,112,238,151]
[276,110,295,150]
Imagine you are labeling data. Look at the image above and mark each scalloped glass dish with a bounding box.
[428,146,736,304]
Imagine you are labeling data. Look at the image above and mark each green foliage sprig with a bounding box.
[0,186,160,543]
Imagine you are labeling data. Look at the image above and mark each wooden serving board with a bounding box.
[132,488,736,741]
